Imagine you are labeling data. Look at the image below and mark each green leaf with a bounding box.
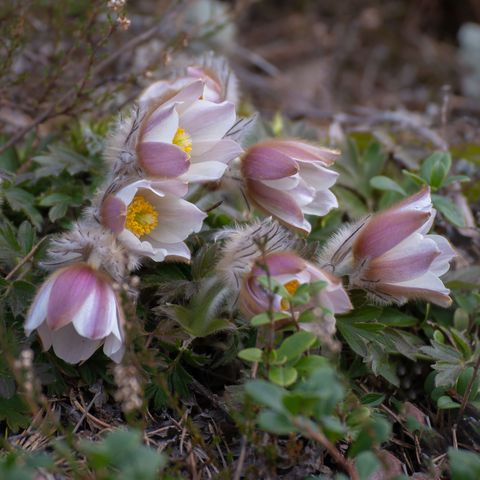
[356,451,380,480]
[238,348,263,363]
[360,393,385,407]
[432,194,465,227]
[402,169,428,185]
[349,415,391,457]
[4,187,42,229]
[449,448,480,480]
[0,396,31,432]
[370,176,406,195]
[257,409,295,435]
[245,380,286,412]
[277,331,317,362]
[420,151,451,188]
[295,355,328,377]
[437,395,461,409]
[251,311,290,327]
[456,367,480,400]
[269,366,298,387]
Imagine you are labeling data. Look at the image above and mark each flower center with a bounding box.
[280,279,300,310]
[173,128,192,155]
[125,195,158,237]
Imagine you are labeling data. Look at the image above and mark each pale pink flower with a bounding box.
[25,264,124,364]
[140,64,233,105]
[240,252,352,333]
[349,187,456,307]
[240,140,340,233]
[100,179,206,262]
[137,80,242,183]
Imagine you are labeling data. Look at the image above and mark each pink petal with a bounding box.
[247,179,309,232]
[101,195,126,234]
[137,141,189,178]
[46,265,97,331]
[262,140,340,166]
[242,146,298,180]
[181,100,236,141]
[394,186,432,214]
[252,252,306,277]
[353,210,431,260]
[363,234,440,283]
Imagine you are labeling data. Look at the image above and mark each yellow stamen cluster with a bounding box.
[173,128,192,155]
[280,279,300,311]
[125,195,158,237]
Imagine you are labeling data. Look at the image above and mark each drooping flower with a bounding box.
[216,218,297,289]
[25,263,124,364]
[137,79,242,183]
[240,252,352,334]
[320,187,456,307]
[240,139,340,233]
[100,179,206,262]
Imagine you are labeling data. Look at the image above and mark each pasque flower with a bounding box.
[101,179,206,262]
[327,187,456,307]
[25,263,124,364]
[240,139,340,233]
[240,252,352,333]
[137,79,242,183]
[140,58,237,105]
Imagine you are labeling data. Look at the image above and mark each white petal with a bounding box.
[25,277,54,334]
[146,196,206,243]
[302,189,338,216]
[51,323,101,364]
[181,100,236,142]
[115,179,158,206]
[298,161,339,190]
[191,138,243,161]
[427,234,456,276]
[37,322,53,350]
[261,174,301,191]
[142,106,179,143]
[179,161,228,183]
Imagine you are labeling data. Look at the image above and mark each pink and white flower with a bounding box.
[137,80,242,183]
[240,140,340,233]
[25,264,124,364]
[349,187,456,307]
[100,179,206,262]
[240,252,352,332]
[140,63,234,105]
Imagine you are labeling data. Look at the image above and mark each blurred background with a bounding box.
[2,0,480,143]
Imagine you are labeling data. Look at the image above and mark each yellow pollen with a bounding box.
[280,279,300,310]
[125,195,158,237]
[173,128,192,155]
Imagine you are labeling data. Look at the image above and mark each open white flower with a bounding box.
[137,79,242,183]
[101,179,206,262]
[25,263,124,364]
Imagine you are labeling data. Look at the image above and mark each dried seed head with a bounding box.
[113,364,143,413]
